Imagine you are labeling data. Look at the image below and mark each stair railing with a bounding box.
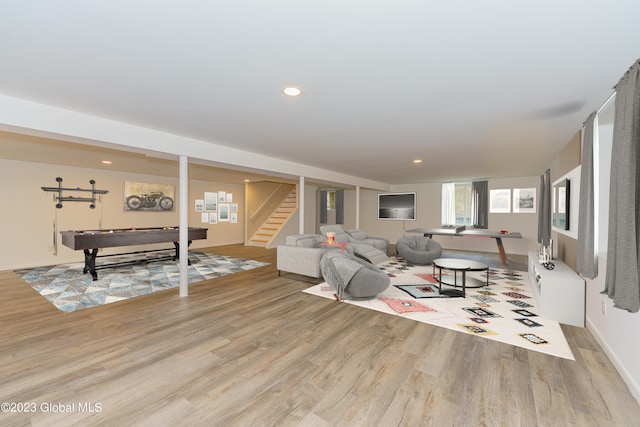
[249,183,286,222]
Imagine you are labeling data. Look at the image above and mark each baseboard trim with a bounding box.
[586,316,640,405]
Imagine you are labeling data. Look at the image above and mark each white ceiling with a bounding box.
[1,1,639,186]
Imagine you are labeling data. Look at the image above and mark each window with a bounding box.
[326,191,336,210]
[442,182,473,226]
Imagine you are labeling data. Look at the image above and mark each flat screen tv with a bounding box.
[552,178,570,230]
[377,192,416,220]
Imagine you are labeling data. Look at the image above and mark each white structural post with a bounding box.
[179,155,189,297]
[356,185,360,229]
[299,176,305,234]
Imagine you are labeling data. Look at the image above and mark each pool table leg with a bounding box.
[173,240,193,264]
[83,249,99,281]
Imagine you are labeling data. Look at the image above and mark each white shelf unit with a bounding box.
[527,251,586,327]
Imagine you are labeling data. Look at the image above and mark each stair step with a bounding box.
[249,186,298,248]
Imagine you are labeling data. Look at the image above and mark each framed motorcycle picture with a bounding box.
[124,181,176,211]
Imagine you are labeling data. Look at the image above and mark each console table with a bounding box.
[406,227,522,266]
[527,252,586,327]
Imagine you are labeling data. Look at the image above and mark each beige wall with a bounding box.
[354,176,540,255]
[549,130,582,270]
[0,158,245,269]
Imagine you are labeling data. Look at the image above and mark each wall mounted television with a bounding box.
[552,178,570,230]
[377,192,417,221]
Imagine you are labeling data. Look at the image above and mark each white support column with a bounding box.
[299,176,305,234]
[179,155,189,297]
[244,181,249,245]
[356,185,361,229]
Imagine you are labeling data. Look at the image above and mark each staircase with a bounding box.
[247,188,297,247]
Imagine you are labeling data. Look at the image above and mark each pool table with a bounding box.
[60,227,208,280]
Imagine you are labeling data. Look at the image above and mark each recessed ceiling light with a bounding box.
[413,159,423,164]
[282,86,302,96]
[102,160,112,164]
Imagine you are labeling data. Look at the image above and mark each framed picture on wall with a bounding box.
[513,188,536,213]
[204,192,217,212]
[489,189,511,213]
[124,181,175,211]
[218,204,230,222]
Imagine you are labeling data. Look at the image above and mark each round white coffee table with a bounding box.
[432,258,470,297]
[464,260,490,288]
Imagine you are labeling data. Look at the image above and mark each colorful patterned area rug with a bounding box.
[15,251,269,313]
[304,258,574,360]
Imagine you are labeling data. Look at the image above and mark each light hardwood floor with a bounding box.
[1,245,639,426]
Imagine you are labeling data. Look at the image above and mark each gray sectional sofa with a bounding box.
[319,225,389,254]
[276,234,350,278]
[276,228,390,279]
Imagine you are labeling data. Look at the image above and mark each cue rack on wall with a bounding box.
[41,177,109,255]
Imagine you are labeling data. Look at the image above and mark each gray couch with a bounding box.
[319,225,389,264]
[321,224,389,250]
[345,229,389,253]
[277,234,351,278]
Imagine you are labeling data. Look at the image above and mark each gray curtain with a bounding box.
[472,180,488,229]
[335,190,344,224]
[319,190,327,224]
[538,169,551,247]
[577,111,598,279]
[604,59,640,313]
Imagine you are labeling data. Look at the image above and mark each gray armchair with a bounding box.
[396,235,442,265]
[320,251,390,300]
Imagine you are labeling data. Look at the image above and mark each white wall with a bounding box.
[583,115,640,402]
[585,255,640,401]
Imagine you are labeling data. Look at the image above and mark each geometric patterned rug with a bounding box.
[304,257,574,360]
[15,251,269,313]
